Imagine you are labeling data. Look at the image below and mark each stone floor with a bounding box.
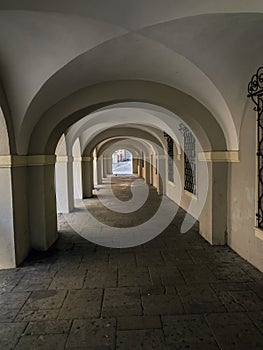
[0,176,263,349]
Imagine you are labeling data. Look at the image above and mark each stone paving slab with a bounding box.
[84,267,117,288]
[162,314,220,349]
[149,266,185,286]
[49,270,86,290]
[248,311,263,332]
[0,322,27,349]
[23,290,67,311]
[142,289,185,315]
[14,277,53,292]
[80,253,109,269]
[118,267,152,287]
[247,281,263,299]
[0,306,20,322]
[209,265,253,282]
[25,320,72,335]
[59,289,103,319]
[141,237,167,249]
[205,312,263,349]
[210,282,251,293]
[0,291,30,310]
[116,329,167,349]
[49,257,82,273]
[239,262,263,280]
[117,315,162,330]
[66,318,116,349]
[217,291,245,312]
[102,287,142,317]
[135,251,164,266]
[176,284,227,314]
[15,309,61,322]
[109,252,136,267]
[179,264,217,283]
[0,274,23,293]
[161,249,194,265]
[140,285,166,296]
[227,290,263,311]
[15,334,68,350]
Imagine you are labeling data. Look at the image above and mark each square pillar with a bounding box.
[28,155,58,251]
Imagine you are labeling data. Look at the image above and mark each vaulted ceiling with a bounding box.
[0,0,263,152]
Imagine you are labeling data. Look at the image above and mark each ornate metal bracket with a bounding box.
[248,66,263,110]
[248,66,263,228]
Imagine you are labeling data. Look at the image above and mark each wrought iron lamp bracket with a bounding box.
[248,66,263,112]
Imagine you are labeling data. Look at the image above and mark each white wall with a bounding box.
[55,134,74,213]
[165,135,227,245]
[73,138,83,199]
[0,167,16,268]
[228,101,263,272]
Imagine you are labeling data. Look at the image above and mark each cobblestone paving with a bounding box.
[0,176,263,349]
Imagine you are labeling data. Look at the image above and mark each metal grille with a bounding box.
[248,66,263,228]
[179,124,196,195]
[164,132,174,182]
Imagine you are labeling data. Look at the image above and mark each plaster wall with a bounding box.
[228,101,263,272]
[55,160,72,213]
[73,139,83,200]
[55,135,74,213]
[28,164,58,250]
[151,154,160,192]
[0,168,16,268]
[0,109,9,154]
[165,141,226,245]
[82,158,94,198]
[12,166,30,265]
[73,159,83,199]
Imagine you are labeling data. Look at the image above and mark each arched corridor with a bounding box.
[1,1,263,348]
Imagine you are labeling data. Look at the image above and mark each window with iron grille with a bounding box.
[179,124,196,195]
[164,132,174,182]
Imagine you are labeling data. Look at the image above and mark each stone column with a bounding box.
[138,158,142,177]
[28,155,58,251]
[211,162,228,245]
[198,151,230,245]
[145,156,151,184]
[133,158,138,174]
[97,157,103,184]
[73,156,83,199]
[0,156,30,268]
[103,155,107,178]
[82,156,94,198]
[55,156,74,213]
[106,156,112,175]
[157,155,165,195]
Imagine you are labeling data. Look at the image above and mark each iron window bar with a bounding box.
[248,66,263,228]
[179,124,196,195]
[163,132,174,182]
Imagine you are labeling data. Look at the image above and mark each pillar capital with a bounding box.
[198,151,240,162]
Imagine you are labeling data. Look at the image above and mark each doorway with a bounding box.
[112,149,133,175]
